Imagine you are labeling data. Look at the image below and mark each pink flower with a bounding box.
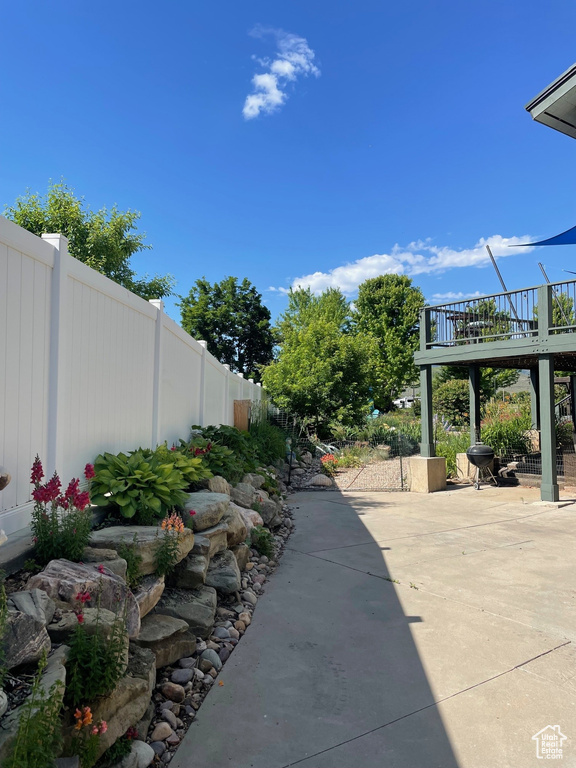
[189,510,196,516]
[91,725,99,735]
[170,445,177,451]
[99,721,108,734]
[84,463,95,479]
[98,564,105,574]
[77,590,91,604]
[76,612,84,624]
[30,456,44,484]
[74,491,90,511]
[32,536,38,544]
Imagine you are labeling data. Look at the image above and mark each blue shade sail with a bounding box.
[513,225,576,246]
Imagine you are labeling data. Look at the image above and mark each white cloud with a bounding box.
[243,28,320,120]
[275,235,534,295]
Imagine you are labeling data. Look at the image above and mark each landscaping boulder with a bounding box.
[207,476,231,495]
[3,610,51,669]
[192,533,210,556]
[237,505,264,534]
[199,521,229,557]
[307,473,334,488]
[48,606,122,643]
[0,645,68,764]
[221,503,248,546]
[184,491,229,531]
[242,473,266,490]
[82,545,128,580]
[259,499,283,528]
[27,559,141,638]
[7,588,55,626]
[134,574,165,619]
[205,549,241,594]
[87,645,156,761]
[120,740,155,768]
[157,585,217,639]
[89,526,194,577]
[171,552,209,589]
[230,482,256,509]
[231,543,251,571]
[133,614,196,668]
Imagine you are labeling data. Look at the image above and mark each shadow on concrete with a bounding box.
[171,489,460,768]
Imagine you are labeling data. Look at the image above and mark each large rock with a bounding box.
[89,526,194,577]
[205,549,241,595]
[237,506,264,535]
[230,483,256,509]
[121,740,155,768]
[133,574,165,619]
[157,586,217,639]
[207,476,231,495]
[185,492,229,531]
[82,545,127,580]
[171,552,209,589]
[307,473,334,487]
[259,499,283,528]
[192,534,210,557]
[48,607,123,644]
[242,473,266,490]
[27,559,141,638]
[231,543,251,571]
[200,521,229,557]
[0,645,68,763]
[221,503,248,546]
[132,614,196,668]
[7,588,55,626]
[3,610,51,669]
[85,646,156,761]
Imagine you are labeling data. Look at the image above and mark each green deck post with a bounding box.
[529,368,540,430]
[539,354,559,501]
[420,365,435,457]
[469,365,481,444]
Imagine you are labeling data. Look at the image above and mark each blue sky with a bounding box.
[2,1,576,322]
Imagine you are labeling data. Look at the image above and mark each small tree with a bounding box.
[5,182,174,300]
[179,276,275,380]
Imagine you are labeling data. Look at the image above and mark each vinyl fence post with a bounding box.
[149,299,164,447]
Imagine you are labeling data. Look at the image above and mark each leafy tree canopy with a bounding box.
[4,182,174,300]
[352,274,425,411]
[179,276,275,381]
[435,365,520,398]
[276,287,350,340]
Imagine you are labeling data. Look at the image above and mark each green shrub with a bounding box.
[143,444,212,485]
[4,652,63,768]
[183,435,241,484]
[95,729,138,768]
[250,525,275,559]
[116,536,143,590]
[433,379,470,426]
[249,417,287,465]
[435,432,470,477]
[65,588,127,708]
[90,450,191,524]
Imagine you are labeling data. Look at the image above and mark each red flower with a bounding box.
[74,491,90,511]
[76,612,85,624]
[84,463,95,479]
[189,510,196,516]
[98,564,105,574]
[31,456,44,484]
[77,590,91,604]
[125,726,138,740]
[170,445,177,451]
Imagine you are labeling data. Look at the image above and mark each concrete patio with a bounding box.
[172,485,576,768]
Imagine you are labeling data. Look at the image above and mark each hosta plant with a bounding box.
[90,450,189,524]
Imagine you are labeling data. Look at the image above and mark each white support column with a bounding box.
[149,299,164,447]
[198,341,207,426]
[43,233,69,478]
[237,372,244,401]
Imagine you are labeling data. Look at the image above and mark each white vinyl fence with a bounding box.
[0,216,262,535]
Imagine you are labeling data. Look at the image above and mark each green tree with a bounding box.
[262,314,375,434]
[353,274,425,411]
[5,182,174,300]
[179,276,275,380]
[435,365,519,400]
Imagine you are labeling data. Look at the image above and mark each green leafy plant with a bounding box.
[142,444,212,485]
[65,584,127,708]
[155,513,185,577]
[69,706,108,768]
[248,411,288,465]
[250,525,275,559]
[116,536,143,590]
[95,728,138,768]
[0,575,7,688]
[182,435,241,484]
[4,651,63,768]
[434,432,470,477]
[90,450,190,524]
[29,457,93,565]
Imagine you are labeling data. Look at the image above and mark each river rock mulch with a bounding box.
[142,504,295,766]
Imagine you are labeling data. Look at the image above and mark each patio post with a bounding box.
[420,364,434,457]
[530,368,540,430]
[469,365,481,444]
[539,354,559,501]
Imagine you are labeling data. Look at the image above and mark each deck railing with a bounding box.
[422,280,576,348]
